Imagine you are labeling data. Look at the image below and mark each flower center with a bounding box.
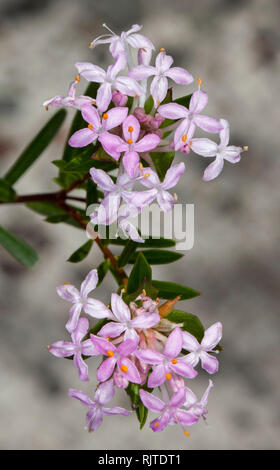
[127,138,133,145]
[165,373,172,380]
[107,350,114,357]
[171,358,177,364]
[182,134,187,143]
[128,126,134,133]
[120,364,128,373]
[102,113,108,120]
[88,124,94,130]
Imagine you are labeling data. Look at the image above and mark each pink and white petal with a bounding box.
[170,361,198,379]
[150,75,168,106]
[122,189,157,208]
[134,133,161,152]
[81,339,99,356]
[128,65,156,80]
[117,338,139,357]
[161,162,185,190]
[118,357,141,383]
[87,407,103,432]
[98,321,126,338]
[122,115,140,142]
[222,146,242,163]
[135,349,164,365]
[181,352,200,368]
[150,411,170,432]
[139,169,160,188]
[56,284,80,303]
[96,193,121,225]
[107,53,127,81]
[194,114,223,133]
[169,387,187,408]
[203,158,224,181]
[174,118,191,151]
[201,322,223,351]
[200,379,214,408]
[98,132,123,160]
[165,67,193,85]
[130,312,160,329]
[114,76,144,97]
[90,168,116,192]
[164,327,183,358]
[111,293,131,323]
[69,388,93,407]
[96,82,112,112]
[97,356,117,382]
[158,103,188,120]
[68,128,97,148]
[95,378,115,405]
[84,298,113,320]
[175,409,198,426]
[157,190,175,212]
[190,138,218,157]
[189,90,208,114]
[118,218,144,244]
[103,406,131,415]
[66,303,83,333]
[219,119,230,147]
[81,104,101,127]
[126,33,155,50]
[74,352,89,382]
[200,351,219,374]
[137,47,153,66]
[48,341,75,358]
[155,52,173,72]
[184,386,198,408]
[148,364,166,387]
[75,62,105,80]
[109,38,125,59]
[80,269,98,299]
[90,335,116,355]
[71,317,89,345]
[139,389,165,412]
[123,151,140,178]
[104,107,128,131]
[182,331,200,352]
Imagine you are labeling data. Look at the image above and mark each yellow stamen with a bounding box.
[63,282,71,285]
[182,134,187,143]
[103,113,108,120]
[160,48,165,52]
[89,43,93,49]
[196,77,202,86]
[127,138,133,144]
[142,47,147,52]
[189,141,192,147]
[75,74,81,82]
[142,289,146,296]
[107,350,114,357]
[88,124,93,130]
[128,126,134,133]
[184,431,190,437]
[243,145,248,151]
[171,358,177,364]
[173,193,178,201]
[106,337,110,341]
[165,373,172,380]
[120,364,128,373]
[45,105,49,111]
[154,422,159,427]
[144,173,150,178]
[138,162,143,170]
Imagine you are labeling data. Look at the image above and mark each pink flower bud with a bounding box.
[112,90,128,107]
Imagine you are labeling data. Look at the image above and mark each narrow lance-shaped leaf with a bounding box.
[152,280,200,300]
[4,109,66,185]
[108,236,176,248]
[0,179,16,202]
[129,249,183,265]
[0,225,38,267]
[151,152,174,181]
[167,309,204,342]
[67,240,93,263]
[118,239,138,268]
[127,252,152,294]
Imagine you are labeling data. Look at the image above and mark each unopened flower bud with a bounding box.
[112,90,128,107]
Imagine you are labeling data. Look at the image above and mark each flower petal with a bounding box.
[91,335,116,355]
[68,128,97,148]
[200,351,219,374]
[74,352,89,382]
[200,379,214,407]
[175,409,198,426]
[190,138,218,157]
[96,82,112,112]
[81,339,99,356]
[184,386,198,408]
[84,298,113,320]
[158,103,188,120]
[111,293,131,323]
[150,75,168,106]
[128,65,156,80]
[97,356,117,382]
[157,190,175,212]
[71,317,89,345]
[117,338,139,357]
[222,146,242,163]
[69,388,93,407]
[134,133,160,153]
[107,53,126,81]
[56,284,80,303]
[118,357,141,383]
[95,379,115,405]
[164,327,183,358]
[98,321,126,338]
[123,151,140,178]
[150,411,170,432]
[87,407,103,432]
[104,107,128,131]
[122,115,140,142]
[203,157,224,181]
[171,361,198,379]
[148,364,166,387]
[135,349,164,364]
[219,119,230,147]
[181,331,200,352]
[201,322,223,351]
[169,387,187,408]
[130,312,160,329]
[48,341,75,358]
[66,303,83,333]
[103,406,132,415]
[189,90,208,114]
[155,52,173,72]
[165,67,193,85]
[161,162,185,190]
[98,132,123,160]
[139,389,165,412]
[194,114,223,133]
[90,168,116,192]
[126,33,154,50]
[81,104,101,128]
[75,62,106,82]
[114,76,144,97]
[80,269,98,299]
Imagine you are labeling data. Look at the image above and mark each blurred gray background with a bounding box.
[0,0,279,450]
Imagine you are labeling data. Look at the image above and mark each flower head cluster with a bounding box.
[44,23,246,242]
[49,269,222,435]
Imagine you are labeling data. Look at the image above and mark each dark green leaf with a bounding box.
[67,239,93,263]
[97,259,110,286]
[0,225,38,267]
[108,236,176,248]
[123,279,159,305]
[86,179,98,206]
[151,280,200,300]
[87,318,108,337]
[174,93,192,108]
[144,95,154,114]
[127,252,152,294]
[126,383,141,406]
[26,201,88,230]
[118,240,138,268]
[136,403,149,429]
[129,249,183,265]
[167,309,204,342]
[0,179,16,202]
[151,152,174,181]
[160,87,173,105]
[4,109,66,185]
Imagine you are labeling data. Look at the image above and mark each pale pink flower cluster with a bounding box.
[49,269,222,435]
[43,24,246,242]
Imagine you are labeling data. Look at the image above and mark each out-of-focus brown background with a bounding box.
[0,0,279,450]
